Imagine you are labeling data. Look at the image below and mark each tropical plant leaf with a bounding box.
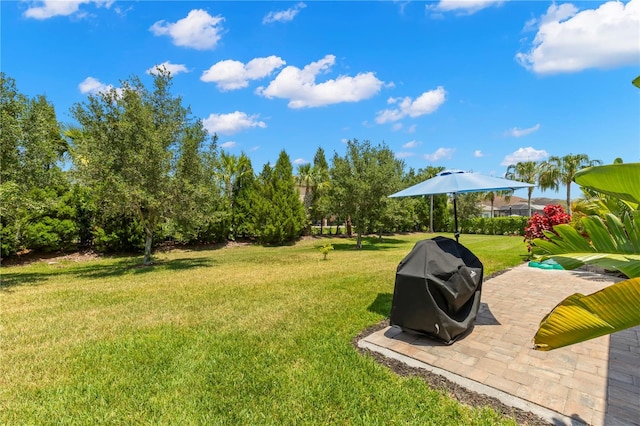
[533,212,640,277]
[533,278,640,350]
[582,215,618,252]
[542,253,640,278]
[604,213,634,252]
[633,75,640,89]
[573,163,640,205]
[624,211,640,252]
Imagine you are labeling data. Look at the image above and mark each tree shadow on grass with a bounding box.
[368,292,393,317]
[0,257,216,292]
[330,237,407,251]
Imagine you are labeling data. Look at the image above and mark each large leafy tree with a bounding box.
[70,68,207,264]
[538,154,602,215]
[172,123,223,243]
[505,161,539,217]
[330,139,403,248]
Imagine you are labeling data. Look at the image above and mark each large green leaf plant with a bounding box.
[531,162,640,350]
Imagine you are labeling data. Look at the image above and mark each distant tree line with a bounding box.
[1,71,601,261]
[0,71,454,261]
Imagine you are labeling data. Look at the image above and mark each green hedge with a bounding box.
[459,216,528,236]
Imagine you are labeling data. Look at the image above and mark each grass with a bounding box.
[1,233,528,425]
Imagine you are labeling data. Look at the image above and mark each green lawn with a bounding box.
[1,233,528,425]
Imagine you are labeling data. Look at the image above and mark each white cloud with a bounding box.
[263,2,306,24]
[256,54,384,108]
[403,140,421,149]
[78,76,111,94]
[395,152,415,159]
[201,56,286,91]
[150,9,224,50]
[505,123,541,138]
[517,0,640,74]
[146,61,189,76]
[202,111,266,135]
[249,146,260,152]
[219,141,237,149]
[424,147,455,162]
[340,138,349,144]
[375,87,446,124]
[501,147,549,166]
[429,0,504,15]
[391,123,403,131]
[406,124,417,133]
[24,0,113,19]
[474,150,484,157]
[293,158,309,165]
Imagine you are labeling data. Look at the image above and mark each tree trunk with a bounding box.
[527,188,533,217]
[566,183,572,216]
[378,229,383,241]
[429,195,434,233]
[346,215,352,237]
[491,199,494,218]
[143,229,153,265]
[356,231,362,249]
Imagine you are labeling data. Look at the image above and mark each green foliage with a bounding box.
[319,242,334,260]
[0,73,70,257]
[533,212,640,278]
[459,216,528,236]
[531,162,640,350]
[453,193,482,222]
[538,154,602,214]
[213,150,254,240]
[505,161,539,217]
[250,151,307,244]
[70,68,210,264]
[574,163,639,209]
[310,147,331,230]
[330,139,404,248]
[92,214,146,253]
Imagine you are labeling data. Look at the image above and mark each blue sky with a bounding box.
[3,0,639,199]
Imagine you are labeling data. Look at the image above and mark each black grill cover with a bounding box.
[390,236,483,344]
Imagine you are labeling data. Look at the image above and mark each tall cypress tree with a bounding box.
[251,150,306,244]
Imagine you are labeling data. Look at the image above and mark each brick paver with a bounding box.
[360,264,640,426]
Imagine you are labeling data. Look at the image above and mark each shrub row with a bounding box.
[459,216,529,236]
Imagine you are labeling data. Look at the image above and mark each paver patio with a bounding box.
[359,264,640,426]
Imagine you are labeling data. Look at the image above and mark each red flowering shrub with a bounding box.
[524,205,571,251]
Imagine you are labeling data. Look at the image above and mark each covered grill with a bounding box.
[390,236,483,344]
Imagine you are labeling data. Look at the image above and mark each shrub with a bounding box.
[524,205,571,251]
[22,218,77,252]
[459,217,528,236]
[319,243,334,260]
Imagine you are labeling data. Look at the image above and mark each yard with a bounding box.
[1,233,528,425]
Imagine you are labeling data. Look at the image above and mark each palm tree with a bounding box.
[215,151,252,238]
[483,190,513,218]
[505,161,538,217]
[296,163,314,212]
[538,154,602,215]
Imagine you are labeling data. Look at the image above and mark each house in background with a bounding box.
[480,195,564,218]
[495,203,545,217]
